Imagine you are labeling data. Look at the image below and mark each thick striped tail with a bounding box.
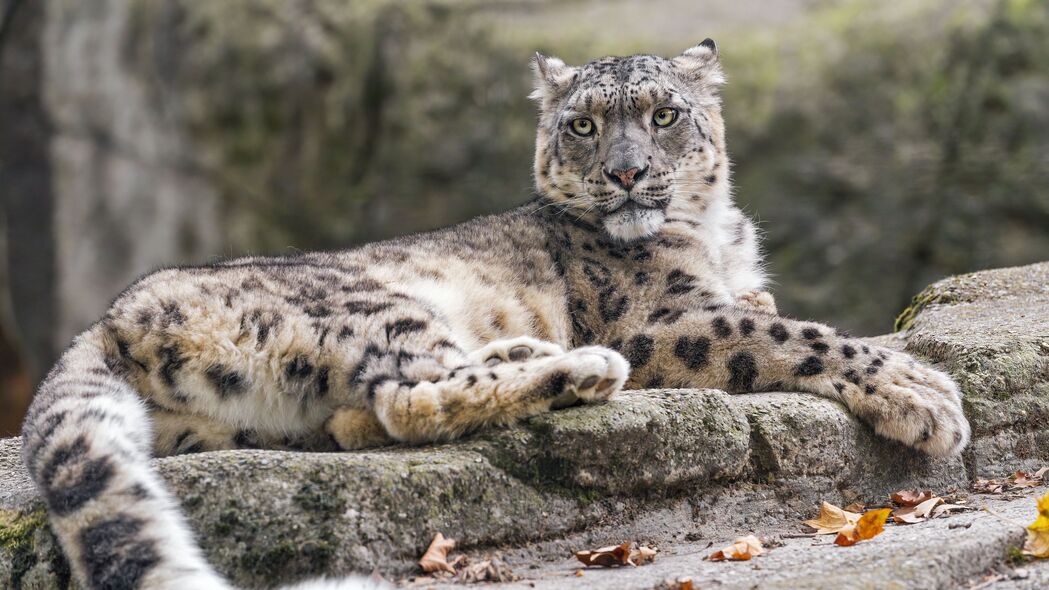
[21,328,386,590]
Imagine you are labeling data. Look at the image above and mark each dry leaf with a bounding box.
[630,546,658,566]
[892,496,944,524]
[844,502,866,513]
[891,490,935,507]
[419,532,456,574]
[671,578,695,590]
[708,535,764,561]
[575,541,656,568]
[974,467,1049,494]
[931,503,966,518]
[803,501,861,534]
[834,508,891,546]
[1023,491,1049,558]
[575,541,630,567]
[1013,471,1043,489]
[456,557,517,583]
[574,569,584,577]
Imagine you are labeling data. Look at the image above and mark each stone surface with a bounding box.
[2,262,1048,588]
[900,262,1049,476]
[442,487,1042,590]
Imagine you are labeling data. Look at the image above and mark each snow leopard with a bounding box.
[21,40,970,590]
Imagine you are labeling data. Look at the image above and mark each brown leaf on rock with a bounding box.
[891,490,935,507]
[892,496,944,524]
[456,556,517,583]
[575,541,657,568]
[803,501,861,534]
[834,508,891,546]
[419,532,456,574]
[708,535,764,561]
[974,467,1049,494]
[843,502,866,513]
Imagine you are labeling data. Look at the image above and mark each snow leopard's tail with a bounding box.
[21,327,386,590]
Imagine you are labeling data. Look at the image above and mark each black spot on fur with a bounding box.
[712,317,733,338]
[316,367,330,397]
[862,345,870,354]
[598,287,629,322]
[844,369,861,384]
[793,356,824,377]
[834,382,845,394]
[538,371,570,398]
[623,335,654,368]
[206,365,247,398]
[386,318,427,339]
[285,355,314,380]
[39,435,114,516]
[674,336,711,370]
[801,328,821,340]
[769,323,789,344]
[810,341,830,354]
[115,338,147,372]
[739,318,756,336]
[872,358,884,367]
[465,375,478,388]
[842,344,857,359]
[160,301,186,327]
[79,515,160,590]
[648,307,685,325]
[634,271,650,285]
[865,384,876,395]
[344,300,393,315]
[727,352,758,392]
[157,345,186,387]
[665,269,697,295]
[365,375,394,399]
[337,326,354,341]
[235,430,260,449]
[865,365,879,375]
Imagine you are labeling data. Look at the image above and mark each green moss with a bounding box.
[0,508,47,552]
[894,288,959,332]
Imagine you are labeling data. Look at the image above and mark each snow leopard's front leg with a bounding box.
[330,339,627,446]
[619,307,969,457]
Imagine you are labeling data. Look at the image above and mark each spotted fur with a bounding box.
[22,41,969,590]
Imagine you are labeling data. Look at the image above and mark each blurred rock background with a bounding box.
[0,0,1046,436]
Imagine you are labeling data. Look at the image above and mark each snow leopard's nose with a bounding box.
[604,165,648,190]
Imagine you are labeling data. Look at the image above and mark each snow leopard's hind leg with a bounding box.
[327,338,628,447]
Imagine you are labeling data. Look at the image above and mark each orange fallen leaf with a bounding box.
[1023,491,1049,558]
[419,532,456,573]
[834,508,891,546]
[892,496,944,524]
[708,535,764,561]
[891,490,934,507]
[803,501,861,534]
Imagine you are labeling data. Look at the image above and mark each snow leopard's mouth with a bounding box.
[600,200,667,241]
[601,196,667,216]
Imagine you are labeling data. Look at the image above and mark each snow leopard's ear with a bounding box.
[530,52,577,103]
[672,38,726,88]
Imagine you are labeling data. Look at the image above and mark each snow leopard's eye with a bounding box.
[653,107,678,127]
[569,117,595,137]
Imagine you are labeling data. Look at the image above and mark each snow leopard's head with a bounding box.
[531,41,728,241]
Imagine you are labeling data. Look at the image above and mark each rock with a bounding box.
[2,261,1048,587]
[901,262,1049,475]
[476,389,751,495]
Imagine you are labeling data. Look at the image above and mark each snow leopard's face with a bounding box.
[532,41,728,241]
